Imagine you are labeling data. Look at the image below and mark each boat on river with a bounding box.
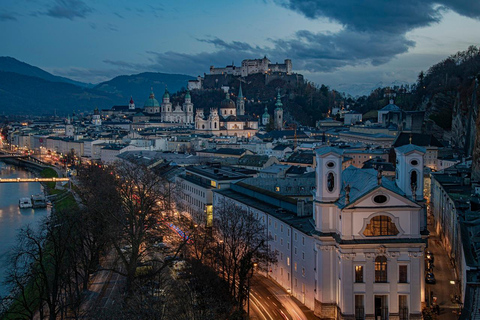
[31,194,47,208]
[19,197,32,209]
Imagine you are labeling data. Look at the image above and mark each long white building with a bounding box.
[213,145,428,320]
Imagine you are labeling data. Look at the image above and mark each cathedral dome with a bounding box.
[144,90,160,108]
[221,92,236,109]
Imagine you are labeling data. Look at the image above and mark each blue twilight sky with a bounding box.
[1,0,480,95]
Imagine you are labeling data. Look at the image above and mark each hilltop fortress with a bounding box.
[188,56,302,90]
[210,56,292,77]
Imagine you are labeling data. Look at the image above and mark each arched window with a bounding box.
[327,172,335,192]
[363,215,399,236]
[214,122,217,129]
[375,256,387,283]
[410,170,418,191]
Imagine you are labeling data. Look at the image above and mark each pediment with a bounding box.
[344,186,420,210]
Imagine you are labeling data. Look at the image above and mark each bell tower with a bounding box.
[395,144,425,201]
[314,147,343,232]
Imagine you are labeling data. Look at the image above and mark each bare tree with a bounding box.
[1,211,82,320]
[212,199,276,313]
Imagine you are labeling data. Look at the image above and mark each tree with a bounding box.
[2,211,84,320]
[212,199,276,312]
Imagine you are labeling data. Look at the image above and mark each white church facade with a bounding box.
[213,145,427,319]
[195,86,258,138]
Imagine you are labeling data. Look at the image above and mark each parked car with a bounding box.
[426,260,434,271]
[425,272,436,284]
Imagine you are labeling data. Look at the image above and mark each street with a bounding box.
[249,274,319,320]
[426,217,462,320]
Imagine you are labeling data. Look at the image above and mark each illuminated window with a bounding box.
[355,265,364,283]
[399,265,408,283]
[363,215,399,237]
[275,186,280,192]
[375,256,388,283]
[211,180,217,188]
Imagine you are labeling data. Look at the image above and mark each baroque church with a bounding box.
[195,85,259,137]
[311,145,427,319]
[142,89,194,124]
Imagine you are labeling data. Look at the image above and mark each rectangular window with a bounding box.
[302,267,305,277]
[375,257,388,283]
[281,224,283,232]
[294,262,297,272]
[399,295,408,320]
[302,237,305,245]
[294,233,297,241]
[280,238,283,245]
[287,242,290,249]
[287,257,290,266]
[294,247,297,255]
[399,265,408,283]
[355,265,364,283]
[302,252,305,260]
[355,295,365,320]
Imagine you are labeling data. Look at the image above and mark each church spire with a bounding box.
[238,83,243,99]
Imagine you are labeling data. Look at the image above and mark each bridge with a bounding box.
[0,154,28,158]
[0,177,70,183]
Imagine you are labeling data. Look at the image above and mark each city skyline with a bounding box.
[1,0,479,95]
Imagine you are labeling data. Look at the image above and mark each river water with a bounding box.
[0,162,50,297]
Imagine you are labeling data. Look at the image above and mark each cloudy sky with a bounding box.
[1,0,479,95]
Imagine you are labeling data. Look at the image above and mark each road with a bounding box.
[426,216,462,320]
[249,274,319,320]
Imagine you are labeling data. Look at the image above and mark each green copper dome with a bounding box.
[163,88,170,99]
[144,90,160,107]
[185,90,191,100]
[221,92,236,109]
[263,106,270,118]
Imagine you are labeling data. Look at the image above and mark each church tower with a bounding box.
[128,96,135,110]
[65,115,75,137]
[314,147,343,232]
[262,106,270,126]
[237,84,245,116]
[183,90,194,124]
[92,108,101,126]
[274,91,283,130]
[395,144,425,201]
[161,88,172,122]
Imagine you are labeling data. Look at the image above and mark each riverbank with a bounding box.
[0,162,77,320]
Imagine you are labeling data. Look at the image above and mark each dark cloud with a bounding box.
[275,0,444,33]
[0,12,17,21]
[45,0,92,20]
[436,0,480,20]
[197,38,259,52]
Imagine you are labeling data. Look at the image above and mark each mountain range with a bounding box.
[0,57,194,116]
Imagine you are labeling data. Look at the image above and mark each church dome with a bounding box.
[144,90,160,108]
[221,92,236,109]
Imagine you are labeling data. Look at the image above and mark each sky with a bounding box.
[1,0,480,96]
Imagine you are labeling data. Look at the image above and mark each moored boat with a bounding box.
[19,197,33,209]
[31,194,47,208]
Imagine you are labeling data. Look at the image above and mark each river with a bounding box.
[0,162,50,297]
